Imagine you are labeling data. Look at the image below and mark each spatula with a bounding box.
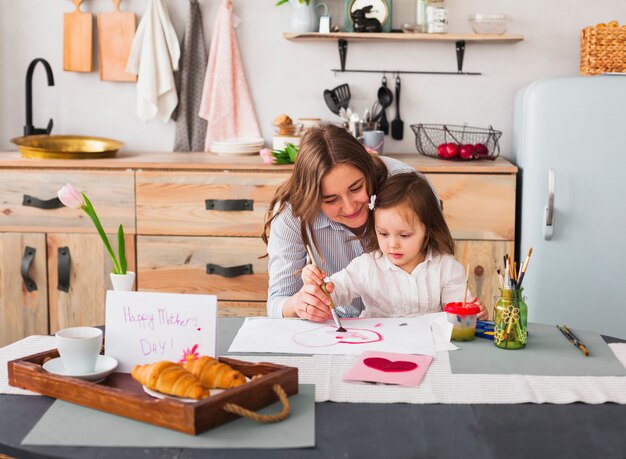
[97,0,137,82]
[323,84,351,115]
[63,0,93,72]
[391,75,404,140]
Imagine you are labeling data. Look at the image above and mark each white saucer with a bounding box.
[42,355,119,383]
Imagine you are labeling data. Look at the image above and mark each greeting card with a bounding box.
[343,351,433,387]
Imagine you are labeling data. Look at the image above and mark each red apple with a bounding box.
[460,144,475,160]
[474,143,489,157]
[445,143,460,159]
[437,144,447,158]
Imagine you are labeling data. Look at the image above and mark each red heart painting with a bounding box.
[363,357,418,373]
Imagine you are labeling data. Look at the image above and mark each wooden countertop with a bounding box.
[0,152,517,173]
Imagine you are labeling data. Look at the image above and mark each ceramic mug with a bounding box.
[362,130,385,155]
[55,326,102,375]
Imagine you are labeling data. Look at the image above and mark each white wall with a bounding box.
[0,0,621,160]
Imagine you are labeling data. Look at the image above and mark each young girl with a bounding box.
[303,172,487,319]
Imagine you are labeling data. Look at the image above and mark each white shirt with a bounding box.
[328,249,472,318]
[266,156,417,318]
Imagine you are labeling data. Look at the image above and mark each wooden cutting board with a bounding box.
[63,0,93,72]
[97,0,137,82]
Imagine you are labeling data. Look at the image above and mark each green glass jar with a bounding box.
[493,288,528,349]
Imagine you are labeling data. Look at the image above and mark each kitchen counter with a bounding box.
[0,151,517,173]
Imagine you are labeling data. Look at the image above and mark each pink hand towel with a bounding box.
[199,0,261,151]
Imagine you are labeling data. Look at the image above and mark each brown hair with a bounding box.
[365,172,454,256]
[262,124,388,255]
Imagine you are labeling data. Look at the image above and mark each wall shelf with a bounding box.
[283,32,524,75]
[283,32,524,43]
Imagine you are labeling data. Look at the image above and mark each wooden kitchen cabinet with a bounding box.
[0,152,516,344]
[0,168,136,345]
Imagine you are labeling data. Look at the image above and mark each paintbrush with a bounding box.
[461,263,470,308]
[563,325,590,356]
[305,244,346,332]
[516,247,533,289]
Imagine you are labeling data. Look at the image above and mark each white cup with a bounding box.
[55,327,103,375]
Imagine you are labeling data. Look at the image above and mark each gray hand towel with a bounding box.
[172,0,208,152]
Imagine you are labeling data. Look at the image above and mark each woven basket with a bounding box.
[580,25,626,75]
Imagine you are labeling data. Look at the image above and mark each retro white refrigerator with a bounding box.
[513,75,626,339]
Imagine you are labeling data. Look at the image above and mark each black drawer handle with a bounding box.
[20,246,38,292]
[22,194,64,209]
[206,263,253,278]
[205,199,254,211]
[58,247,71,292]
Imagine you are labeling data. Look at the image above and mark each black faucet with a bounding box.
[24,58,54,136]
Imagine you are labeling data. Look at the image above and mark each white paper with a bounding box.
[228,317,436,356]
[423,312,459,352]
[105,291,217,373]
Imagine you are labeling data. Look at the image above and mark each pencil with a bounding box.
[563,325,590,356]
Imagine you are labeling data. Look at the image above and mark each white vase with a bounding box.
[110,271,135,291]
[289,0,324,33]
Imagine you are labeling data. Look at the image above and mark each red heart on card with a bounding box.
[363,357,418,373]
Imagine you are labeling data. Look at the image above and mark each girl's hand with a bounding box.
[283,282,333,322]
[466,297,488,320]
[301,265,326,286]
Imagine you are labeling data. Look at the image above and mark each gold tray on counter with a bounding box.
[11,135,124,159]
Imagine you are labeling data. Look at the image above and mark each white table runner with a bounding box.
[3,335,626,404]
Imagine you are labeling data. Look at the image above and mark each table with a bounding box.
[2,319,626,459]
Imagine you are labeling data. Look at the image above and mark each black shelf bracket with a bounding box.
[333,39,480,76]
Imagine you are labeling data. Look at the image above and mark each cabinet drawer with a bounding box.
[137,236,269,301]
[136,171,289,236]
[0,170,135,233]
[425,173,515,240]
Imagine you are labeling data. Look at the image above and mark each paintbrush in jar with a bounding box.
[461,263,470,308]
[305,244,346,332]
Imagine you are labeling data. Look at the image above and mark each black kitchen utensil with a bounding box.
[323,84,351,115]
[377,77,393,135]
[391,75,403,140]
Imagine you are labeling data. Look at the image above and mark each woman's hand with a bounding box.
[466,297,488,320]
[282,282,333,322]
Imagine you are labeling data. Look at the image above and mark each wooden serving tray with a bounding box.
[8,350,298,435]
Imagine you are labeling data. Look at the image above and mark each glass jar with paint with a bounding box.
[493,288,528,350]
[444,302,480,341]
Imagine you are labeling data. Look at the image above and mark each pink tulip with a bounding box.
[57,183,85,209]
[259,148,274,165]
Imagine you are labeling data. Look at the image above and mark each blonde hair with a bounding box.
[365,172,454,256]
[262,124,388,256]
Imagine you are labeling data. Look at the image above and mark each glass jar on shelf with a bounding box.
[415,0,428,33]
[493,288,528,350]
[426,0,448,33]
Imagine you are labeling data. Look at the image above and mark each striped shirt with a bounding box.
[266,156,416,318]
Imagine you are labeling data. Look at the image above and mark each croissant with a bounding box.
[132,361,209,400]
[182,356,246,389]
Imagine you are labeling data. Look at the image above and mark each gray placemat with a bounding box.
[450,323,626,376]
[21,384,315,449]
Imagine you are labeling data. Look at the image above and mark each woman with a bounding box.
[263,124,422,321]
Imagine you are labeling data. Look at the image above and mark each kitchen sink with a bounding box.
[11,135,123,159]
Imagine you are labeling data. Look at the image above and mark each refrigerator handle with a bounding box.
[544,168,555,240]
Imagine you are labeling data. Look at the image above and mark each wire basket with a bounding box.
[411,124,502,160]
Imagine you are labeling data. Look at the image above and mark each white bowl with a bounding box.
[469,14,510,35]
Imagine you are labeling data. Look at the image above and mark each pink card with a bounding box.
[343,351,433,387]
